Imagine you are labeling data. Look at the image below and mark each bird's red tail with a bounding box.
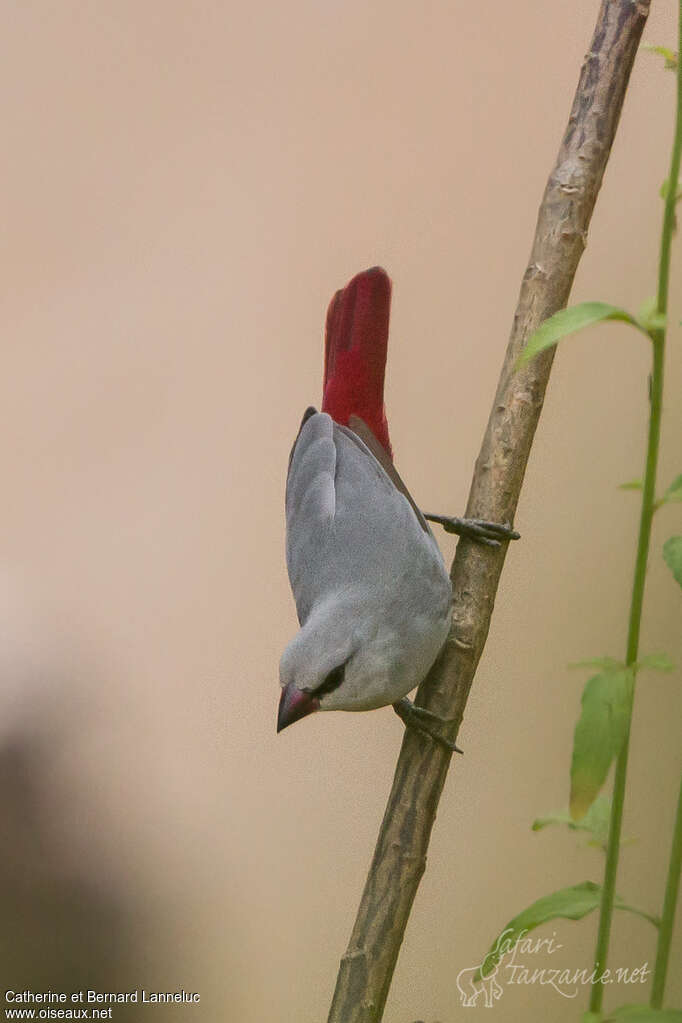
[322,266,392,456]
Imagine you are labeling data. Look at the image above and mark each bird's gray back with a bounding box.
[285,411,446,627]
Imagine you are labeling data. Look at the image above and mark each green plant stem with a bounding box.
[589,8,682,1012]
[656,30,682,322]
[588,334,664,1015]
[651,771,682,1008]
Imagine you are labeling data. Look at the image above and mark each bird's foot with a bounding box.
[393,697,462,754]
[424,514,520,548]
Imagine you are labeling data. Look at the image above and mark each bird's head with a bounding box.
[277,601,384,732]
[277,662,347,734]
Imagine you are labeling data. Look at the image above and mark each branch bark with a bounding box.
[327,3,650,1021]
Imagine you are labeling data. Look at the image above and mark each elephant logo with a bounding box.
[455,961,504,1009]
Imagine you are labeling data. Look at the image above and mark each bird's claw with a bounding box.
[393,697,463,755]
[423,514,520,547]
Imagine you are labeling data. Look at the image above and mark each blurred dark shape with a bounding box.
[0,734,142,1021]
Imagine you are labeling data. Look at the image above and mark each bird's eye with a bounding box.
[314,662,346,697]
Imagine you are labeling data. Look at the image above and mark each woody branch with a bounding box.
[327,2,650,1021]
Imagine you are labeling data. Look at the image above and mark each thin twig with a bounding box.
[327,3,650,1021]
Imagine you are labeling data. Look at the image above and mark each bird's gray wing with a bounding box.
[285,409,337,624]
[286,409,435,627]
[346,415,428,533]
[287,405,317,473]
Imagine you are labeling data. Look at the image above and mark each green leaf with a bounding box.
[517,303,646,367]
[660,177,682,201]
[663,537,682,588]
[533,794,612,847]
[532,809,575,831]
[638,652,676,672]
[643,43,679,71]
[662,474,682,504]
[637,297,667,332]
[477,883,604,977]
[533,796,640,850]
[477,882,657,979]
[570,668,634,820]
[578,794,612,845]
[638,298,662,331]
[619,479,644,491]
[606,1007,682,1022]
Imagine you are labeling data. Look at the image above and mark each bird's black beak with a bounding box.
[277,683,318,733]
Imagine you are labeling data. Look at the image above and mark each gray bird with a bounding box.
[278,406,453,739]
[277,268,517,748]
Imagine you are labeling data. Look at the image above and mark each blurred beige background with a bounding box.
[2,1,681,1020]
